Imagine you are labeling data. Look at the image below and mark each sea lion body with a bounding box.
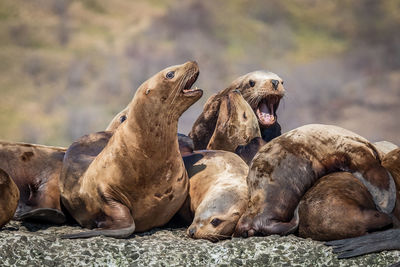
[0,141,66,224]
[181,150,248,241]
[235,124,396,237]
[0,168,19,228]
[374,141,399,156]
[60,61,202,238]
[298,172,393,241]
[190,71,285,150]
[326,148,400,258]
[206,90,261,152]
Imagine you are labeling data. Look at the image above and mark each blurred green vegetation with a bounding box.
[0,0,399,146]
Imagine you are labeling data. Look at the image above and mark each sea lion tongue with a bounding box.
[256,101,275,126]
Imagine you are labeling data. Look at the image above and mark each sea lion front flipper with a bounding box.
[61,222,136,239]
[325,229,400,258]
[15,208,66,224]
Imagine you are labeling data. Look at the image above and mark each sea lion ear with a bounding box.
[145,88,151,95]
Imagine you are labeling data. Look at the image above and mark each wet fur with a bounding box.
[235,124,396,237]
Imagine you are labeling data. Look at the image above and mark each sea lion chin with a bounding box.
[190,70,285,150]
[234,124,396,238]
[60,61,202,238]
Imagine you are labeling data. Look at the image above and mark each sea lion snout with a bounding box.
[187,227,196,237]
[271,79,279,90]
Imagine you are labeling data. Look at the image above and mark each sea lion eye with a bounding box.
[120,115,127,123]
[281,81,284,85]
[249,80,255,87]
[166,71,175,79]
[210,218,222,227]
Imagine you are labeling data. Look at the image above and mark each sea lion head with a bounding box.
[134,61,203,119]
[207,90,261,151]
[186,188,245,242]
[229,71,285,129]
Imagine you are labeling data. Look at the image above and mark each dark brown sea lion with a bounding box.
[60,61,203,238]
[234,124,396,238]
[326,148,400,258]
[298,172,393,241]
[0,168,19,228]
[190,71,285,150]
[180,150,248,241]
[0,141,66,224]
[206,90,261,152]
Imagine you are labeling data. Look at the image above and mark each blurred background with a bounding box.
[0,0,399,147]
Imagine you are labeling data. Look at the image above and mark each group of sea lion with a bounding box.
[0,61,399,259]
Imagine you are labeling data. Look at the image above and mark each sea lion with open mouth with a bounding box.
[234,124,396,238]
[180,150,248,242]
[0,168,19,228]
[0,141,66,224]
[60,61,202,238]
[190,71,285,150]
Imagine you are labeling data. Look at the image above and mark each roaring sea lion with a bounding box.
[0,141,66,224]
[190,71,285,150]
[234,124,396,238]
[60,61,203,238]
[0,168,19,228]
[298,172,393,241]
[206,90,261,152]
[179,150,248,241]
[326,148,400,258]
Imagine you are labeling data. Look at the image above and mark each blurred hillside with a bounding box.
[0,0,399,146]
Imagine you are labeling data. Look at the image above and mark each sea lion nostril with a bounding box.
[271,80,279,90]
[188,227,196,237]
[241,231,248,238]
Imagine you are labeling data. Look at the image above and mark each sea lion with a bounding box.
[0,168,19,228]
[0,141,66,224]
[105,107,129,132]
[298,172,393,241]
[206,90,261,152]
[190,71,285,150]
[234,124,396,237]
[326,148,400,258]
[60,61,203,238]
[180,150,248,241]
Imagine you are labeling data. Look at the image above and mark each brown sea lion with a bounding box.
[326,148,400,258]
[0,168,19,228]
[298,172,393,241]
[190,71,285,150]
[180,150,248,241]
[60,61,203,238]
[0,141,66,224]
[234,124,396,238]
[206,90,261,152]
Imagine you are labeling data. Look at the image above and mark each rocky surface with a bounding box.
[0,221,399,266]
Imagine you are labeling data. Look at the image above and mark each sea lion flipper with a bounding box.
[15,208,66,224]
[61,222,136,239]
[325,229,400,258]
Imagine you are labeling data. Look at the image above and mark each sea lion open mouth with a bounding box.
[255,95,281,127]
[182,70,201,96]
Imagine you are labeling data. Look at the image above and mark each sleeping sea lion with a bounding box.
[180,150,248,241]
[0,141,66,224]
[190,71,285,150]
[298,172,393,241]
[60,61,203,238]
[326,148,400,258]
[234,124,396,237]
[0,168,19,228]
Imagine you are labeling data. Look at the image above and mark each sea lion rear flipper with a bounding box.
[325,229,400,258]
[61,221,136,239]
[15,208,66,224]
